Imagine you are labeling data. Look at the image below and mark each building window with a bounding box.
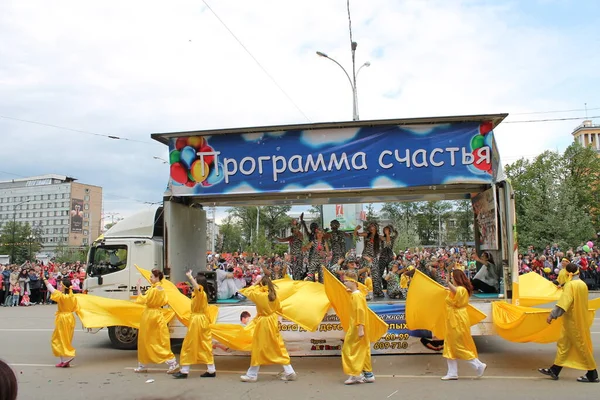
[84,204,89,210]
[84,221,89,227]
[84,212,89,218]
[62,193,68,199]
[84,230,89,236]
[83,238,88,245]
[85,195,90,201]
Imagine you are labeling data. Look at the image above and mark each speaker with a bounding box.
[197,271,217,304]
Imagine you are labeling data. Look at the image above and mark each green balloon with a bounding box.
[583,245,590,253]
[471,135,485,150]
[169,150,181,164]
[187,169,196,182]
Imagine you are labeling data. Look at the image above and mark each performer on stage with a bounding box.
[240,273,297,382]
[340,271,375,384]
[325,220,352,275]
[173,270,216,379]
[354,223,381,291]
[303,227,329,282]
[42,273,78,368]
[276,218,304,280]
[377,225,398,295]
[441,269,486,380]
[539,263,599,383]
[133,269,180,374]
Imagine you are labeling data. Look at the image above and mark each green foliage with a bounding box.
[54,243,89,264]
[365,203,379,224]
[414,201,453,245]
[0,221,42,263]
[380,202,420,251]
[505,142,600,252]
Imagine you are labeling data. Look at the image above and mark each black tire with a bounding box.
[108,326,138,350]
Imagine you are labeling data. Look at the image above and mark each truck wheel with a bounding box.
[108,326,138,350]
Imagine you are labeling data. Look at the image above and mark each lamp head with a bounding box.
[316,51,328,58]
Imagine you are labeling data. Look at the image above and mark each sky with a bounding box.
[1,0,599,226]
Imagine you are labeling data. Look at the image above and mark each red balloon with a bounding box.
[199,144,215,165]
[184,180,195,187]
[479,121,493,135]
[170,162,188,184]
[175,137,188,151]
[472,146,492,171]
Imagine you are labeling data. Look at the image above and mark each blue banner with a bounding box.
[166,122,496,197]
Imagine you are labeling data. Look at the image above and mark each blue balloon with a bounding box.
[484,131,494,148]
[180,146,196,169]
[207,162,224,186]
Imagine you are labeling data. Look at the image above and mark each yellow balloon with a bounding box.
[543,267,551,274]
[191,160,210,183]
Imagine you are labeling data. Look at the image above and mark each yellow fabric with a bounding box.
[135,283,176,364]
[400,274,410,289]
[75,294,149,329]
[517,272,562,306]
[322,268,388,343]
[342,290,372,376]
[273,278,331,332]
[405,270,486,339]
[442,287,478,360]
[180,287,214,366]
[554,279,597,370]
[365,276,373,292]
[240,285,290,366]
[492,297,600,344]
[50,290,78,357]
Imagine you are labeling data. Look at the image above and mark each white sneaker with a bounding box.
[240,375,258,382]
[278,372,297,381]
[344,375,365,385]
[166,364,180,374]
[441,375,458,381]
[363,375,376,383]
[133,367,148,373]
[477,363,487,378]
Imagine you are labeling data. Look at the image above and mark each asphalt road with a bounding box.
[2,305,600,400]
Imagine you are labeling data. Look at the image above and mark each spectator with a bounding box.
[0,358,18,400]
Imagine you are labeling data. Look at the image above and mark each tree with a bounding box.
[380,202,420,251]
[415,201,452,246]
[54,243,88,264]
[308,205,323,226]
[450,200,474,244]
[0,221,42,264]
[261,205,292,240]
[218,215,244,253]
[365,203,379,225]
[104,222,117,231]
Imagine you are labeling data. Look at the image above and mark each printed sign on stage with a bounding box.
[165,122,497,197]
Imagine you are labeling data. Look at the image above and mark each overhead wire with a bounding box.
[503,115,600,124]
[200,0,311,122]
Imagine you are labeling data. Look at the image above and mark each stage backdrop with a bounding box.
[165,122,498,197]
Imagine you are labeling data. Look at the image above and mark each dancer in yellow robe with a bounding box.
[43,274,79,368]
[442,269,487,380]
[341,272,374,385]
[173,270,216,379]
[240,273,297,382]
[133,269,179,374]
[539,263,599,383]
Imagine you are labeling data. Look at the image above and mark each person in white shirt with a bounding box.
[216,267,238,300]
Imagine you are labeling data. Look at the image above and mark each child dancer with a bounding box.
[173,270,216,379]
[441,269,486,380]
[42,273,78,367]
[341,271,375,384]
[240,272,297,382]
[133,269,179,374]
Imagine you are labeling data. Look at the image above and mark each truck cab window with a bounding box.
[87,245,128,277]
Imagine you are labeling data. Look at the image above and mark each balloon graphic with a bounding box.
[206,162,225,186]
[472,146,492,172]
[191,160,210,183]
[175,137,188,151]
[479,121,493,135]
[170,162,188,184]
[583,245,591,253]
[187,136,206,150]
[169,150,181,165]
[198,144,215,166]
[484,131,494,148]
[180,146,197,169]
[471,135,485,150]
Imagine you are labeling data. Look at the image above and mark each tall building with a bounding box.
[0,174,102,254]
[572,120,600,153]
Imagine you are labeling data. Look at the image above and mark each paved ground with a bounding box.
[2,305,600,400]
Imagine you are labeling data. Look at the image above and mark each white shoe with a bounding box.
[240,375,258,382]
[344,375,366,385]
[363,375,376,383]
[441,375,458,381]
[278,372,297,381]
[477,363,487,378]
[166,364,180,374]
[133,367,148,373]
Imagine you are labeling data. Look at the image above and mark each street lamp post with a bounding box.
[27,234,34,261]
[11,199,31,263]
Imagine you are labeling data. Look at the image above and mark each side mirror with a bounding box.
[98,276,103,285]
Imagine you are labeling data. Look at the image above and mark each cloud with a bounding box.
[371,176,406,189]
[443,175,493,185]
[282,181,335,192]
[300,128,359,148]
[0,0,598,222]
